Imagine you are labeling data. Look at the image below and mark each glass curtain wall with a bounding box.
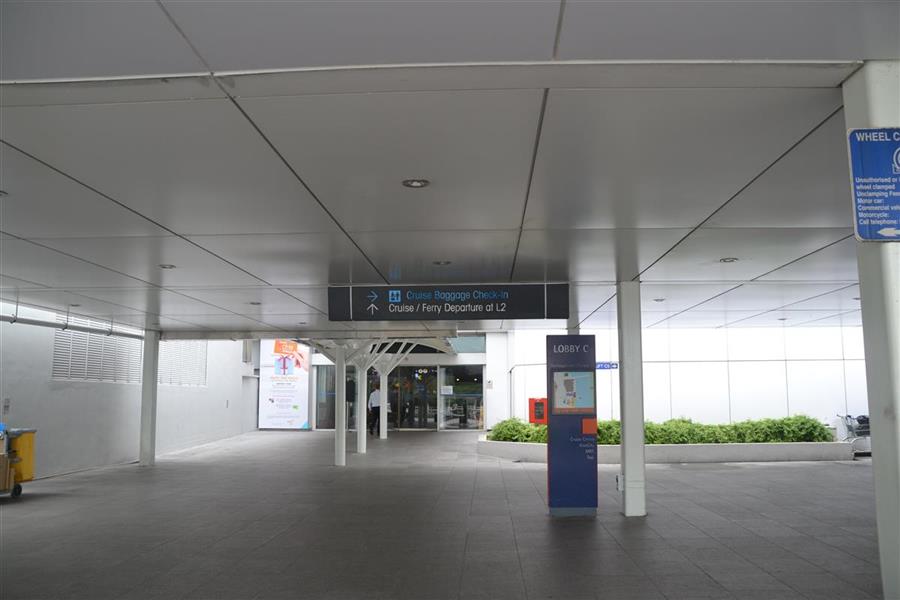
[317,364,483,430]
[440,365,484,429]
[314,365,358,430]
[315,365,335,429]
[390,367,438,429]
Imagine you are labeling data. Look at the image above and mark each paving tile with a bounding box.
[0,431,883,600]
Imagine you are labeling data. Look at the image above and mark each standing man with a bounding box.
[368,381,381,436]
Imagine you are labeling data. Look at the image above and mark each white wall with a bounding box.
[0,306,256,478]
[484,332,509,428]
[504,325,867,425]
[155,341,256,455]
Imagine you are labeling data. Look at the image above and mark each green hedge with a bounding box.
[488,418,548,443]
[488,416,831,445]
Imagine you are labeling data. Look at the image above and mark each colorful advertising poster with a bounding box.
[258,339,310,429]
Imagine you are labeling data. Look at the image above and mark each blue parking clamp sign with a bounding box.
[847,128,900,241]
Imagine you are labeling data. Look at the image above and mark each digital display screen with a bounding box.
[551,371,595,414]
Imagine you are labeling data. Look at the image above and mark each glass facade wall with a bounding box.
[315,363,483,431]
[440,365,484,430]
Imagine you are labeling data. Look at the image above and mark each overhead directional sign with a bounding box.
[847,128,900,241]
[328,284,568,321]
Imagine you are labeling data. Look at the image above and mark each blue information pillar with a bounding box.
[546,335,598,517]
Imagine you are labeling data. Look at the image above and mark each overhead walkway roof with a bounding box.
[1,2,898,339]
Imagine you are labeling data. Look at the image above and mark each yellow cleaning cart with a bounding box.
[1,428,36,498]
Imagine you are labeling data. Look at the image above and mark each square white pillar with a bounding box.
[379,371,389,439]
[843,59,900,600]
[616,281,646,517]
[334,346,347,466]
[139,330,160,467]
[357,366,368,454]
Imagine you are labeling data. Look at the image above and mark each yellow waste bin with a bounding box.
[8,429,36,483]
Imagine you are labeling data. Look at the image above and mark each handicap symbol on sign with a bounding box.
[389,290,402,303]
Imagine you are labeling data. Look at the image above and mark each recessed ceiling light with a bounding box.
[297,321,307,326]
[777,317,788,321]
[249,301,262,306]
[719,257,739,263]
[69,303,81,308]
[652,298,666,303]
[402,178,430,189]
[853,297,861,301]
[432,260,452,266]
[158,264,177,269]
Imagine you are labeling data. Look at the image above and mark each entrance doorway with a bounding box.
[390,366,438,429]
[439,365,484,430]
[313,363,484,431]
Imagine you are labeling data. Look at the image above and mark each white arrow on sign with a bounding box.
[877,227,900,237]
[367,303,379,315]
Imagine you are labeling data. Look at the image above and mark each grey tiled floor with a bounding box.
[0,431,882,600]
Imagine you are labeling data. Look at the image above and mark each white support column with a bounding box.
[567,288,579,334]
[334,346,347,466]
[843,59,900,600]
[139,330,160,467]
[379,371,389,440]
[357,366,368,454]
[308,349,317,431]
[616,281,646,517]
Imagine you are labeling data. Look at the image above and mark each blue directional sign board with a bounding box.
[848,128,900,241]
[328,284,569,321]
[596,362,618,370]
[547,335,598,518]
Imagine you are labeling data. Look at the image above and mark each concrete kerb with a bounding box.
[477,436,854,463]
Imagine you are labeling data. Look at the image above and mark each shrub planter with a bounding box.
[477,436,854,464]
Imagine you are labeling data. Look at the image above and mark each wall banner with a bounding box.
[258,339,310,429]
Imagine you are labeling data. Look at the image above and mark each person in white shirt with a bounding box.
[367,381,381,435]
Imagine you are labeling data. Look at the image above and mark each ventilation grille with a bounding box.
[51,317,208,387]
[158,340,208,387]
[51,315,142,383]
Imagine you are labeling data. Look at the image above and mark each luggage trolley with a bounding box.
[0,426,36,498]
[837,414,871,455]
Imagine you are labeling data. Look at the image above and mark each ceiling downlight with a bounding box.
[402,179,430,189]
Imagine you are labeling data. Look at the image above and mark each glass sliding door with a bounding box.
[324,363,483,431]
[390,366,438,429]
[314,365,358,430]
[440,365,484,430]
[315,365,335,429]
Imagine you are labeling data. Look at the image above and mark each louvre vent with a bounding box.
[51,316,207,387]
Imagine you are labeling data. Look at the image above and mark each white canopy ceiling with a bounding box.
[1,1,897,337]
